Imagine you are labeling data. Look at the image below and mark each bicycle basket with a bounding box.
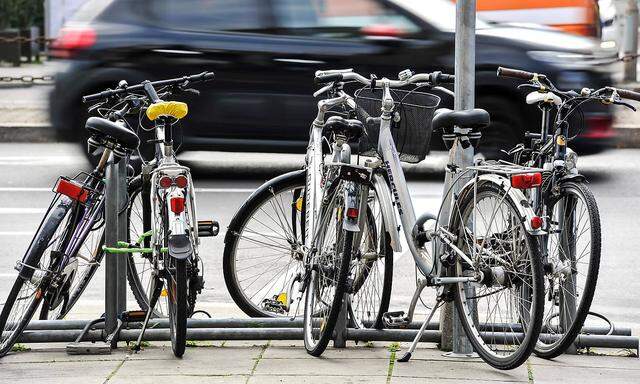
[354,88,440,163]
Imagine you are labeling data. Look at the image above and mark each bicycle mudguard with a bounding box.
[168,233,193,259]
[371,173,402,252]
[18,196,74,280]
[457,173,545,235]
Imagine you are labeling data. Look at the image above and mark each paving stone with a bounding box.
[533,365,640,384]
[262,344,391,360]
[255,356,389,377]
[248,374,387,384]
[0,359,122,380]
[109,374,247,384]
[529,354,640,370]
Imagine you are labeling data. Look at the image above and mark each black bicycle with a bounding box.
[498,66,640,358]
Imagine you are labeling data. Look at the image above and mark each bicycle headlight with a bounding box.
[565,148,578,172]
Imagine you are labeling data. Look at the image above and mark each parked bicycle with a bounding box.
[83,72,218,357]
[225,68,547,370]
[497,66,640,358]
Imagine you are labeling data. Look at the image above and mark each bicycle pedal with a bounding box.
[120,310,147,323]
[198,220,219,237]
[383,311,410,328]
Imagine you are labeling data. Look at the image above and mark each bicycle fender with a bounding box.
[458,174,545,236]
[343,180,361,232]
[559,173,586,183]
[372,173,402,251]
[168,233,193,259]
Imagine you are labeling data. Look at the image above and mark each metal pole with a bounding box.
[623,0,639,82]
[439,0,476,356]
[116,160,128,315]
[104,155,119,338]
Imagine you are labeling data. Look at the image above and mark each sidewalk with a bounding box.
[1,338,637,384]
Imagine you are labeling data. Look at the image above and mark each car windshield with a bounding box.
[391,0,490,31]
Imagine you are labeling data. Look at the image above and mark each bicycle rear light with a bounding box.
[170,196,185,214]
[175,175,188,189]
[159,176,173,189]
[530,216,543,230]
[346,208,359,218]
[50,27,96,58]
[510,173,542,190]
[54,178,89,203]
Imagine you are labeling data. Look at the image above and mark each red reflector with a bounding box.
[170,196,185,214]
[510,173,542,190]
[175,175,188,189]
[54,179,89,203]
[531,216,543,230]
[346,208,359,218]
[361,24,404,38]
[159,176,173,189]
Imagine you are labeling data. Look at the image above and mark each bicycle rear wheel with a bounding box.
[0,197,73,356]
[535,181,601,358]
[449,182,544,370]
[303,184,353,356]
[166,257,188,357]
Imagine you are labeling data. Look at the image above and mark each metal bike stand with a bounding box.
[66,153,127,354]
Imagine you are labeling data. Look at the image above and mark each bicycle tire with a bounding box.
[303,187,354,356]
[450,181,544,370]
[223,170,307,318]
[534,181,601,358]
[0,198,73,357]
[168,258,188,357]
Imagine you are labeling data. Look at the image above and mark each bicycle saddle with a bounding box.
[432,108,490,131]
[85,117,140,150]
[146,101,189,121]
[322,115,365,139]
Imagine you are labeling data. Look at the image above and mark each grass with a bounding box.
[11,343,30,352]
[526,359,534,383]
[246,342,270,384]
[386,342,400,384]
[128,340,150,351]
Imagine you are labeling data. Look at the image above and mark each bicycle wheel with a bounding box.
[223,171,307,318]
[303,184,353,356]
[126,177,169,316]
[0,197,74,357]
[40,229,105,320]
[449,181,544,370]
[349,188,393,330]
[166,256,188,358]
[535,181,601,358]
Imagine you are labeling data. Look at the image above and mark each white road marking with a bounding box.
[0,186,255,193]
[0,208,46,214]
[0,156,83,166]
[0,187,50,192]
[0,231,32,236]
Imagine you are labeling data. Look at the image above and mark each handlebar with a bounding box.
[496,67,540,81]
[82,71,214,103]
[314,69,454,88]
[611,87,640,102]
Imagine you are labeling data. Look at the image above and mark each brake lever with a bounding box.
[614,100,637,111]
[517,83,541,91]
[313,82,334,98]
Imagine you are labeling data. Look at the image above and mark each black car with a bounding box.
[49,0,616,161]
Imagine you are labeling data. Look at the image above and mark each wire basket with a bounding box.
[354,88,441,163]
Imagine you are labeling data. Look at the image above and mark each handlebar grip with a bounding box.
[83,89,115,103]
[615,88,640,102]
[437,73,455,84]
[202,72,215,81]
[497,67,535,80]
[315,73,343,84]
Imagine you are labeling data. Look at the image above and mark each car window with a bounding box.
[153,0,267,32]
[272,0,421,38]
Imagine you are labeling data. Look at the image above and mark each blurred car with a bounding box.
[49,0,617,162]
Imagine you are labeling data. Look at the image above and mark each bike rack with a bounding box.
[5,0,638,362]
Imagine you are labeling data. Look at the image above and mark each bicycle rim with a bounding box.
[535,181,601,357]
[451,183,543,370]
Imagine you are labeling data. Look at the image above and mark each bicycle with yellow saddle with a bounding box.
[0,72,216,358]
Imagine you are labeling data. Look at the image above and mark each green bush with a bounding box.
[0,0,44,30]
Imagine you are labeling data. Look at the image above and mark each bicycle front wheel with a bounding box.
[535,181,601,358]
[450,181,544,370]
[303,185,353,356]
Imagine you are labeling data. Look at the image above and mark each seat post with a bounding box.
[96,148,113,174]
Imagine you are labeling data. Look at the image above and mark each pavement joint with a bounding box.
[526,359,534,383]
[247,341,270,384]
[103,355,128,384]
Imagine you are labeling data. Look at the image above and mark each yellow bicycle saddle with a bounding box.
[146,101,188,121]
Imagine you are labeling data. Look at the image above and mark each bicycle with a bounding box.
[223,71,395,334]
[497,66,640,358]
[83,72,218,357]
[308,68,549,370]
[0,96,140,357]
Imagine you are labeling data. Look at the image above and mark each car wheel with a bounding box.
[476,96,523,160]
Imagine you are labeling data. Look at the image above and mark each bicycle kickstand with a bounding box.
[397,298,444,363]
[132,275,164,352]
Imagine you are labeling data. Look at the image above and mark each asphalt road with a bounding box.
[0,143,638,335]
